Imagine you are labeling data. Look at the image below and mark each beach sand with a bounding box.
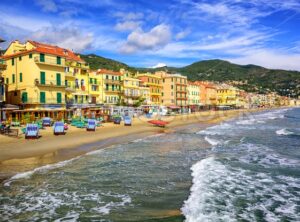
[0,109,261,181]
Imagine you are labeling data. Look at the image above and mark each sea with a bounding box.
[0,108,299,222]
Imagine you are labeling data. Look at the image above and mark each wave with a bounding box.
[276,128,294,136]
[204,136,221,146]
[4,156,80,186]
[181,157,300,222]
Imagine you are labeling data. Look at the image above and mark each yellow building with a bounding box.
[123,74,141,106]
[88,70,103,105]
[187,81,201,106]
[217,84,239,107]
[2,40,68,117]
[0,38,7,120]
[97,69,123,105]
[137,73,162,105]
[65,57,90,108]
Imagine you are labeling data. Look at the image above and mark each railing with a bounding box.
[66,61,89,69]
[35,79,66,88]
[104,79,122,85]
[66,99,89,105]
[65,72,76,78]
[0,59,7,69]
[105,88,122,93]
[65,82,76,91]
[124,93,140,98]
[34,56,65,66]
[20,98,65,104]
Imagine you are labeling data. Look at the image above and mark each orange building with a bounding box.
[159,73,188,109]
[195,81,217,109]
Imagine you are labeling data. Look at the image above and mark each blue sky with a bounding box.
[0,0,300,70]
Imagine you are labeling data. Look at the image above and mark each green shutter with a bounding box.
[94,79,97,84]
[40,92,46,103]
[90,78,93,84]
[40,53,45,62]
[6,78,9,84]
[19,56,22,61]
[57,56,61,65]
[12,58,14,66]
[57,92,62,104]
[12,74,15,83]
[29,54,32,59]
[22,92,28,103]
[20,73,23,82]
[40,72,46,85]
[56,73,61,86]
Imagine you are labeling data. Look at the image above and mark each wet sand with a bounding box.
[0,109,262,181]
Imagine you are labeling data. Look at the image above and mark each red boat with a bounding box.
[148,120,169,127]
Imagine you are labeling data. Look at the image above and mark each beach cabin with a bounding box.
[42,117,52,127]
[86,119,96,131]
[53,121,65,135]
[124,116,132,126]
[25,124,39,139]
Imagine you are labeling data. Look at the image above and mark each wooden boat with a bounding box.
[148,120,169,127]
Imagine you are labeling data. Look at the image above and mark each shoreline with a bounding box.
[0,108,271,182]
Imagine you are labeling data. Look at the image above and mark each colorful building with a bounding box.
[97,69,123,105]
[196,81,217,108]
[137,73,162,105]
[2,40,70,119]
[187,81,201,109]
[156,72,188,109]
[88,70,103,105]
[123,72,141,106]
[216,84,239,107]
[0,38,7,120]
[64,55,90,108]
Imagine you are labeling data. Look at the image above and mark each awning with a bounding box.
[167,105,181,109]
[1,104,19,110]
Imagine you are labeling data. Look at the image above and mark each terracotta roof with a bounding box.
[97,69,122,76]
[1,40,84,62]
[28,40,83,62]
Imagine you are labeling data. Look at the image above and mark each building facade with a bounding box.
[2,40,67,112]
[137,73,162,105]
[160,73,188,108]
[97,69,123,105]
[187,81,201,107]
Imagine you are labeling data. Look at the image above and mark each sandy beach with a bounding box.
[0,109,263,181]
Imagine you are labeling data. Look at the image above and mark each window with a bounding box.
[56,56,61,65]
[40,72,46,85]
[19,56,22,61]
[12,58,14,66]
[12,74,15,83]
[106,84,109,90]
[90,78,93,84]
[6,78,9,84]
[56,73,61,86]
[40,53,45,62]
[57,92,62,104]
[106,75,108,79]
[40,92,46,103]
[29,54,32,59]
[22,92,28,103]
[171,85,173,89]
[19,73,23,82]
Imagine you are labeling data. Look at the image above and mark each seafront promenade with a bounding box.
[0,108,267,182]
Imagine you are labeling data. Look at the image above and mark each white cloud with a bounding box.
[114,12,144,21]
[120,24,171,54]
[175,29,190,40]
[150,63,167,68]
[228,49,300,71]
[115,21,141,32]
[35,0,58,12]
[31,26,93,52]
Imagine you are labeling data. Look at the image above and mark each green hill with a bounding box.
[80,55,299,98]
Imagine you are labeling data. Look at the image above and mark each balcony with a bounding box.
[150,92,161,96]
[0,59,6,70]
[104,79,122,85]
[65,72,76,78]
[124,93,140,98]
[20,98,65,105]
[105,88,122,94]
[35,79,66,88]
[66,61,89,70]
[65,83,76,92]
[176,82,187,86]
[34,56,65,67]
